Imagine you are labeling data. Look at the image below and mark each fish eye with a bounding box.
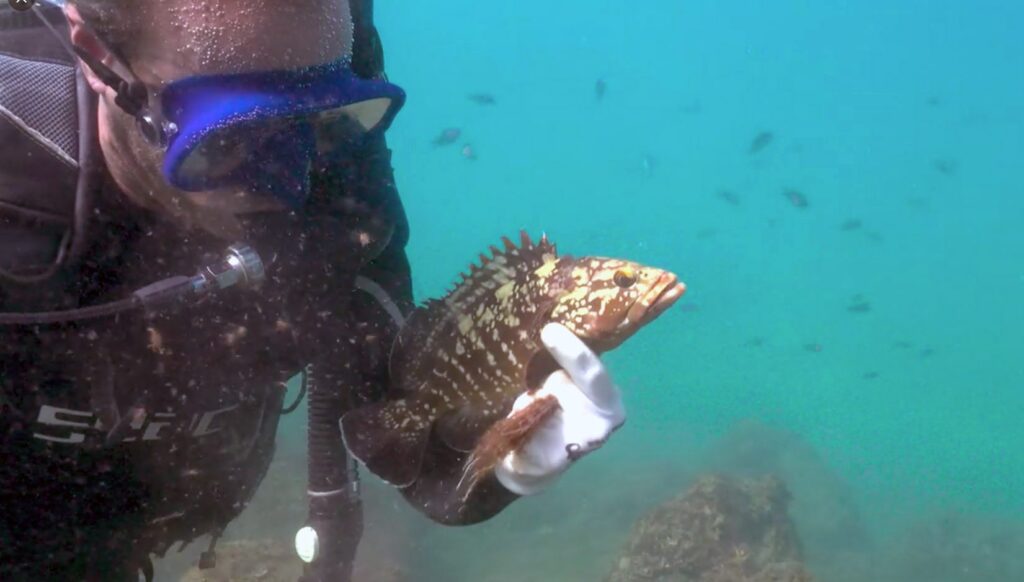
[613,268,637,288]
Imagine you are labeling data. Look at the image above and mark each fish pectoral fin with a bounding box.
[436,402,513,453]
[458,394,562,500]
[339,399,432,488]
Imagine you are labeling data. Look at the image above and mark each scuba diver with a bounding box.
[0,1,628,580]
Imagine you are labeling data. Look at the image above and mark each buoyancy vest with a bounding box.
[0,4,412,579]
[0,2,100,287]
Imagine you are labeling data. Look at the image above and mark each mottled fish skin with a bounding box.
[389,231,565,412]
[340,231,685,487]
[393,231,683,416]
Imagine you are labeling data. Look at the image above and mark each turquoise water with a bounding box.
[370,0,1024,579]
[168,1,1024,580]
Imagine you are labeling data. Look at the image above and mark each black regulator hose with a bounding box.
[296,3,390,573]
[298,360,364,582]
[0,244,265,325]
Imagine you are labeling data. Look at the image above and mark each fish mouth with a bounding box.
[627,271,686,328]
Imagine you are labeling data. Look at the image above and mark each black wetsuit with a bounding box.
[0,4,522,581]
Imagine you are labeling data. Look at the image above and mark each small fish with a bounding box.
[907,197,930,210]
[678,303,701,313]
[695,227,718,240]
[595,78,607,101]
[847,301,871,313]
[432,128,461,146]
[919,347,935,358]
[748,131,774,154]
[641,154,656,177]
[862,371,879,380]
[468,93,496,105]
[893,340,913,349]
[717,190,741,206]
[783,189,809,209]
[340,232,685,496]
[840,219,862,231]
[460,144,477,160]
[681,100,702,114]
[933,159,957,175]
[745,337,765,348]
[804,343,823,353]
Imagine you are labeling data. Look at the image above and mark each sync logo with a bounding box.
[33,404,239,445]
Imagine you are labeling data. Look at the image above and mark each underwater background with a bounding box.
[162,0,1024,580]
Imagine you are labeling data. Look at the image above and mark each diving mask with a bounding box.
[69,28,404,208]
[157,58,405,207]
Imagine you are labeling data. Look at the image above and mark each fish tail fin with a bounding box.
[457,394,561,500]
[340,399,433,487]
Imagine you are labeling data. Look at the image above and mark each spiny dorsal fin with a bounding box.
[451,232,553,283]
[519,230,532,248]
[539,232,554,253]
[436,231,560,309]
[391,231,564,393]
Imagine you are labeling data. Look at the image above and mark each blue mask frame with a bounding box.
[159,57,406,207]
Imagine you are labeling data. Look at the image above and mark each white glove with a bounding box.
[494,322,626,496]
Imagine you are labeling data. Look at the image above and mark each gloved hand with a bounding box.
[494,322,626,496]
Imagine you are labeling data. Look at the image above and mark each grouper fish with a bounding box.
[340,231,685,496]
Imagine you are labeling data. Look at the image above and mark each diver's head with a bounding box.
[64,0,402,238]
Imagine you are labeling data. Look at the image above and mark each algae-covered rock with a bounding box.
[705,420,869,554]
[704,420,874,582]
[607,474,814,582]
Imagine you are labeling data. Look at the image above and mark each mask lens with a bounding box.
[175,117,304,186]
[325,98,392,132]
[314,109,370,155]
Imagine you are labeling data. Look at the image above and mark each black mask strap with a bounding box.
[32,3,149,118]
[70,44,149,117]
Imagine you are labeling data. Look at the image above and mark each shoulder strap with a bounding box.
[0,4,100,284]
